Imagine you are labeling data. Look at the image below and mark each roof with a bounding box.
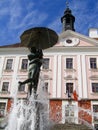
[0,43,23,48]
[0,30,98,49]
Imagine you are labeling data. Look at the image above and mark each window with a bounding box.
[66,58,73,69]
[43,82,48,93]
[0,103,6,117]
[93,105,98,112]
[5,59,13,70]
[2,82,9,92]
[93,105,98,122]
[65,105,74,117]
[66,83,73,94]
[92,83,98,93]
[94,124,98,129]
[21,59,28,70]
[42,58,49,69]
[18,84,25,92]
[66,17,70,24]
[90,58,97,69]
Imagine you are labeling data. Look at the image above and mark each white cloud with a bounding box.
[4,1,48,30]
[8,10,48,30]
[0,0,98,45]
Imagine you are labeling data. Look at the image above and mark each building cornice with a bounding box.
[0,47,29,55]
[44,46,98,54]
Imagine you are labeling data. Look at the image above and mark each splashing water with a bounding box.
[5,79,51,130]
[1,78,96,130]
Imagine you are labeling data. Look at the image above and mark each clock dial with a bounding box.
[61,37,79,46]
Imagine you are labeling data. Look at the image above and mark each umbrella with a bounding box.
[20,27,58,49]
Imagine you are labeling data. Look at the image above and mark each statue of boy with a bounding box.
[19,47,43,95]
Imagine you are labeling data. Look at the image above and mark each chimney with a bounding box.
[89,28,98,40]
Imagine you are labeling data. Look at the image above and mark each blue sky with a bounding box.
[0,0,98,46]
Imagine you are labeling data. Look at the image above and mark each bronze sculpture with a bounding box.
[19,27,58,96]
[19,47,43,95]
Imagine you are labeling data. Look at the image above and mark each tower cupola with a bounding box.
[61,3,75,31]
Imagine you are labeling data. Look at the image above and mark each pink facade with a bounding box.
[0,30,98,127]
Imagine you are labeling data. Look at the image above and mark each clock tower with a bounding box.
[61,3,75,31]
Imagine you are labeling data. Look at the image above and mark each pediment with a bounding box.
[56,30,98,47]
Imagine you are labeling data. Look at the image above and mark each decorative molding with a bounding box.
[89,69,98,72]
[89,75,98,80]
[64,69,76,72]
[41,69,52,72]
[43,75,52,80]
[64,75,77,80]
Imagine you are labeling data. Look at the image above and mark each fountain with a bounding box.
[5,79,52,130]
[0,27,58,130]
[0,27,97,130]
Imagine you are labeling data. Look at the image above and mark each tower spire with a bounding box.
[61,1,75,31]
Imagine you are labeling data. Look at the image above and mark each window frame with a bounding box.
[21,59,28,70]
[66,58,73,69]
[1,82,10,92]
[19,57,28,72]
[18,84,25,92]
[42,82,48,93]
[93,105,98,122]
[5,58,13,71]
[91,83,98,93]
[0,100,7,117]
[66,83,74,94]
[90,58,97,69]
[42,58,50,70]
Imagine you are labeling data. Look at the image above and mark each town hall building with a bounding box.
[0,5,98,129]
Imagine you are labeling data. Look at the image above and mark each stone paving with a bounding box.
[51,123,93,130]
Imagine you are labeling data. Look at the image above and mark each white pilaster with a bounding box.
[11,56,20,95]
[0,57,4,78]
[77,55,83,98]
[52,55,57,97]
[81,55,88,98]
[57,55,62,98]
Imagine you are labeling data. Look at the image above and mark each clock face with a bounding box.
[61,37,79,46]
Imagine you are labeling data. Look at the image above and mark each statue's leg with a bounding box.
[29,84,32,95]
[28,63,41,95]
[32,65,41,94]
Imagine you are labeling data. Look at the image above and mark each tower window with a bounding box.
[66,17,70,24]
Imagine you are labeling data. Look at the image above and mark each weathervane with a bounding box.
[66,0,69,8]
